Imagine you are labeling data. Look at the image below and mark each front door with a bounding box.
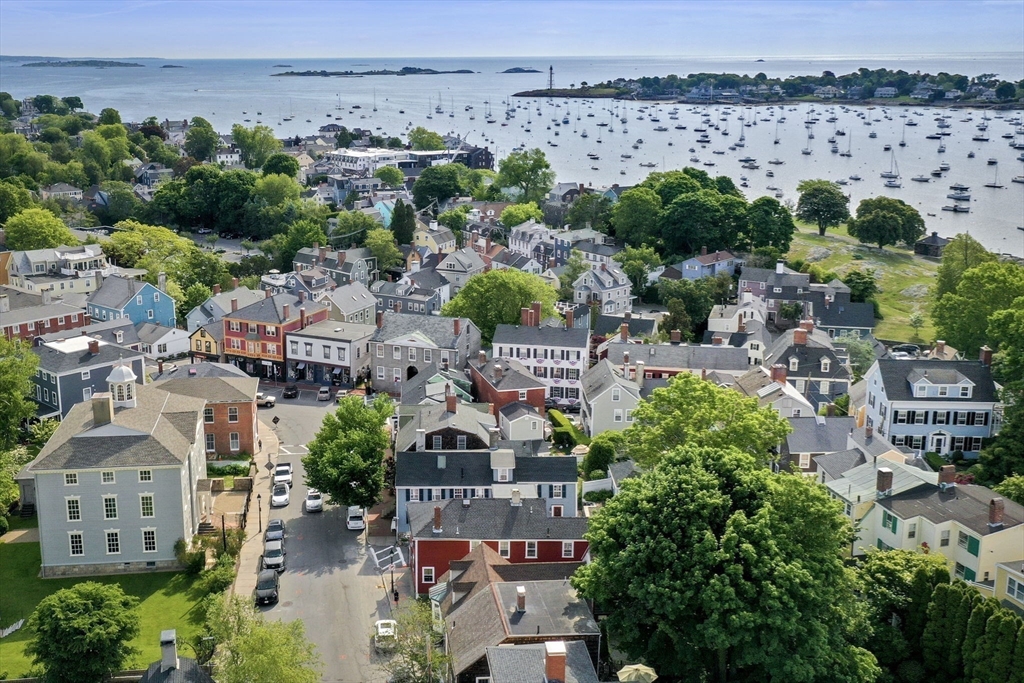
[931,434,947,454]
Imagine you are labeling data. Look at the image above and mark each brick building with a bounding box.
[468,352,547,416]
[222,291,328,379]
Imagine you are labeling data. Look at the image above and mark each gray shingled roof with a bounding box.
[493,324,590,348]
[472,358,546,392]
[499,402,540,422]
[486,641,598,683]
[397,451,575,488]
[395,401,494,451]
[0,301,86,328]
[878,484,1024,536]
[225,292,326,324]
[813,449,867,480]
[135,322,179,345]
[195,287,264,321]
[876,359,997,403]
[785,416,858,453]
[581,359,639,401]
[38,318,139,347]
[605,341,749,373]
[139,657,214,683]
[35,338,144,375]
[324,282,375,315]
[151,361,249,382]
[408,498,588,540]
[154,371,257,404]
[593,313,658,338]
[372,310,472,349]
[740,265,811,289]
[87,275,147,309]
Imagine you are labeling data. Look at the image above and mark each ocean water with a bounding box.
[2,54,1022,256]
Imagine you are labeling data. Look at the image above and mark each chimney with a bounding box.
[0,294,8,313]
[157,271,167,292]
[826,403,836,417]
[478,350,487,366]
[670,329,681,344]
[742,287,753,304]
[737,319,746,333]
[299,307,306,329]
[298,290,306,303]
[282,303,290,321]
[620,323,629,342]
[624,310,631,322]
[979,345,992,367]
[701,245,708,256]
[865,425,874,439]
[511,488,522,506]
[489,427,500,448]
[876,467,893,497]
[566,308,574,329]
[635,360,645,388]
[265,289,272,299]
[392,300,400,313]
[799,319,814,333]
[988,497,1005,528]
[42,289,52,305]
[938,464,957,490]
[776,260,785,275]
[94,271,103,291]
[712,335,724,346]
[493,363,503,381]
[544,641,567,683]
[548,256,556,269]
[793,328,808,346]
[92,393,114,426]
[232,277,238,289]
[770,363,787,384]
[936,340,946,356]
[159,630,178,673]
[600,262,607,271]
[486,236,492,253]
[532,301,542,327]
[521,307,532,326]
[376,311,383,328]
[453,318,462,336]
[446,392,457,414]
[213,284,222,295]
[515,585,527,612]
[158,360,164,375]
[416,428,426,451]
[432,506,442,534]
[701,367,707,380]
[88,339,100,355]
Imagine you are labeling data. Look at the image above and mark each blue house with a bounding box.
[665,248,738,281]
[374,199,396,228]
[87,275,176,328]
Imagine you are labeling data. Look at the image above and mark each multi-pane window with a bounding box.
[290,341,299,354]
[409,348,417,361]
[376,344,384,357]
[612,388,621,402]
[102,471,115,484]
[376,366,384,380]
[432,435,442,450]
[881,511,897,533]
[562,541,574,558]
[940,530,950,547]
[422,566,434,584]
[106,530,120,554]
[142,529,157,553]
[228,407,238,423]
[958,531,969,549]
[499,540,510,557]
[66,498,81,521]
[409,489,420,502]
[323,345,331,359]
[525,541,538,558]
[103,496,118,520]
[552,485,564,499]
[230,433,240,451]
[1007,577,1024,604]
[65,472,78,486]
[423,349,431,363]
[140,494,154,518]
[204,408,214,424]
[206,433,216,452]
[908,523,917,539]
[393,346,401,360]
[69,532,84,556]
[457,435,467,450]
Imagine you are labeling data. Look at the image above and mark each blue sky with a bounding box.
[1,0,1021,59]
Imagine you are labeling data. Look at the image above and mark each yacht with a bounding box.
[912,175,930,182]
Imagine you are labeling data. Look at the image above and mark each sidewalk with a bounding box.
[230,419,279,599]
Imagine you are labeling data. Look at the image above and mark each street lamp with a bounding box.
[256,494,262,532]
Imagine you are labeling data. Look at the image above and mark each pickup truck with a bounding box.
[273,463,293,488]
[255,392,276,407]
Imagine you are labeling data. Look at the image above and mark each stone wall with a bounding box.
[40,558,181,578]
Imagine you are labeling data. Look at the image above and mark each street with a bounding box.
[252,388,407,683]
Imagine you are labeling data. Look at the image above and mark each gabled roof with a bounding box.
[593,313,657,338]
[879,484,1024,536]
[493,324,590,349]
[135,322,182,345]
[785,416,858,454]
[87,276,156,310]
[400,364,473,405]
[34,337,144,374]
[472,357,546,392]
[38,318,138,347]
[193,287,265,322]
[224,292,326,324]
[439,247,486,273]
[740,265,811,289]
[0,301,86,328]
[825,459,936,503]
[499,402,541,422]
[875,359,997,403]
[397,449,575,489]
[153,363,258,403]
[394,401,494,451]
[408,498,588,541]
[371,311,472,349]
[139,656,214,683]
[605,341,749,373]
[324,281,376,315]
[581,359,639,402]
[813,449,867,481]
[687,249,735,266]
[486,641,598,683]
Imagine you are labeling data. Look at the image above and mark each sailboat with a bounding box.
[427,96,432,119]
[840,131,853,157]
[984,167,1004,188]
[373,89,377,112]
[774,120,780,145]
[898,120,906,147]
[880,150,900,179]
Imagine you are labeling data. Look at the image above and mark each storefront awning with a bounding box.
[296,363,306,370]
[333,367,342,375]
[261,360,274,367]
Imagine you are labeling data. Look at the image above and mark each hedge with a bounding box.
[548,409,590,448]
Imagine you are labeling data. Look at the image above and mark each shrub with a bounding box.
[923,451,946,471]
[583,489,614,504]
[195,562,236,595]
[552,428,577,450]
[174,537,207,576]
[0,514,9,535]
[207,463,250,477]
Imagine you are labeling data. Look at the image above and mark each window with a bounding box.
[106,530,120,554]
[497,468,510,482]
[525,541,538,558]
[230,321,241,332]
[518,390,528,401]
[895,411,908,425]
[102,471,115,484]
[881,511,897,533]
[916,385,927,397]
[266,326,276,337]
[1007,577,1024,604]
[974,411,986,425]
[958,531,969,549]
[789,358,799,372]
[376,366,384,380]
[81,370,90,380]
[423,349,431,363]
[66,497,81,521]
[140,494,154,518]
[940,530,950,547]
[908,522,917,539]
[457,435,467,450]
[248,323,258,334]
[204,408,214,424]
[337,347,346,362]
[393,346,401,360]
[230,433,240,451]
[935,411,948,425]
[421,566,435,584]
[956,411,968,425]
[69,532,84,556]
[960,386,970,397]
[612,388,621,402]
[103,496,118,520]
[626,409,634,422]
[959,531,980,556]
[376,344,384,358]
[409,347,417,361]
[65,472,78,486]
[954,562,976,581]
[228,407,238,423]
[409,489,420,502]
[153,292,160,302]
[139,469,152,482]
[821,359,830,373]
[266,343,276,356]
[795,379,806,393]
[205,433,216,452]
[499,540,510,557]
[157,343,167,354]
[799,453,811,469]
[820,380,830,395]
[914,411,926,425]
[552,485,564,499]
[147,309,154,320]
[432,435,442,450]
[939,386,948,396]
[393,368,401,383]
[136,295,144,305]
[562,541,574,558]
[142,529,157,553]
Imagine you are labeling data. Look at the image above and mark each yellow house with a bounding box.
[190,324,224,363]
[983,561,1024,614]
[413,220,457,255]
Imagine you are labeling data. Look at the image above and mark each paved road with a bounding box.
[252,390,405,683]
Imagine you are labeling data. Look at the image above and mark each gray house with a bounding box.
[33,336,147,419]
[185,284,264,333]
[580,359,641,438]
[19,364,208,577]
[370,311,481,395]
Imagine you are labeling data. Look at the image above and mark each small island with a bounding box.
[23,59,144,67]
[273,66,474,77]
[502,67,541,73]
[272,64,293,68]
[161,64,185,68]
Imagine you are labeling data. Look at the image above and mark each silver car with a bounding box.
[305,489,323,513]
[262,539,286,572]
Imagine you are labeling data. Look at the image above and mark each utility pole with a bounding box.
[548,65,554,91]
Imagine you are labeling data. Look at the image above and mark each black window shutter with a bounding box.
[908,410,915,423]
[952,411,958,425]
[548,485,554,499]
[537,484,543,497]
[405,489,410,502]
[967,412,975,426]
[945,411,951,424]
[983,412,989,425]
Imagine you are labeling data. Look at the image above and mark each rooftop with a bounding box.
[408,498,588,541]
[493,323,591,349]
[875,359,997,403]
[605,341,749,373]
[878,484,1024,537]
[485,640,598,683]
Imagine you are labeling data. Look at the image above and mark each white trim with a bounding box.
[102,494,118,520]
[104,529,121,555]
[421,566,435,584]
[65,496,81,522]
[139,493,155,519]
[68,530,84,556]
[141,528,158,553]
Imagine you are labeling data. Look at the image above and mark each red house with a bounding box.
[1,289,89,342]
[222,291,328,379]
[468,353,546,416]
[407,496,588,595]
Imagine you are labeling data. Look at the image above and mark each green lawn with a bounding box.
[786,223,939,342]
[0,542,204,678]
[5,515,39,532]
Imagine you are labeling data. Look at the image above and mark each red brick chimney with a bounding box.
[432,506,442,534]
[876,467,893,497]
[478,350,487,365]
[799,319,814,332]
[938,464,957,490]
[619,323,628,342]
[770,364,787,384]
[299,307,306,329]
[865,425,874,439]
[232,277,238,289]
[282,304,290,321]
[265,289,272,299]
[670,329,681,344]
[793,329,808,346]
[158,360,164,375]
[712,334,725,346]
[88,339,100,355]
[936,340,946,356]
[979,345,992,367]
[376,311,383,328]
[532,301,542,327]
[453,318,462,336]
[521,307,532,326]
[701,245,708,256]
[989,497,1005,528]
[446,392,456,414]
[565,308,574,329]
[493,363,503,381]
[544,641,567,683]
[737,319,746,333]
[213,284,221,295]
[298,290,306,303]
[516,585,526,612]
[231,298,238,312]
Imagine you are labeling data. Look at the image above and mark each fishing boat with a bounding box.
[849,174,862,181]
[942,205,970,213]
[950,183,970,191]
[947,192,971,200]
[884,179,902,188]
[768,158,784,165]
[939,162,951,171]
[912,175,930,182]
[1011,176,1024,184]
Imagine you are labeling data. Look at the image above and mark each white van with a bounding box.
[346,506,365,530]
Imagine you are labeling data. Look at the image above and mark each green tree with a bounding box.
[611,186,662,246]
[380,600,451,683]
[252,173,300,206]
[795,179,850,236]
[96,180,141,224]
[179,283,213,325]
[566,192,612,232]
[0,179,34,224]
[933,261,1024,357]
[60,96,83,112]
[302,396,391,510]
[936,233,997,298]
[581,431,624,478]
[573,444,875,682]
[231,123,283,169]
[204,595,321,683]
[976,384,1024,486]
[656,276,729,337]
[364,227,403,271]
[26,582,140,683]
[499,201,543,228]
[989,300,1024,385]
[98,108,121,125]
[843,269,879,303]
[660,189,726,256]
[0,445,32,529]
[373,165,405,188]
[184,118,220,161]
[995,81,1017,100]
[744,196,796,252]
[970,609,1022,683]
[496,148,555,204]
[623,371,791,467]
[406,126,445,151]
[993,474,1024,505]
[29,418,60,448]
[412,163,465,210]
[613,244,661,301]
[390,198,418,245]
[961,598,1001,681]
[841,336,877,382]
[331,210,378,246]
[558,249,588,301]
[436,206,469,244]
[847,197,925,249]
[4,207,75,249]
[261,153,300,178]
[442,268,558,343]
[921,581,980,678]
[262,218,328,272]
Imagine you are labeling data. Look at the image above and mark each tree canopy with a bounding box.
[496,148,555,204]
[406,126,445,151]
[4,207,76,249]
[795,179,851,236]
[262,153,300,179]
[230,123,283,169]
[611,186,662,246]
[441,269,558,343]
[745,196,796,252]
[0,336,39,448]
[566,192,612,232]
[412,163,465,210]
[499,201,543,228]
[184,118,220,161]
[373,165,405,188]
[936,233,997,299]
[389,198,417,245]
[613,244,661,301]
[933,261,1024,357]
[364,227,403,271]
[847,196,925,249]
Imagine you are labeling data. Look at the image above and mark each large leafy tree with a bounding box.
[611,186,662,246]
[496,148,555,204]
[847,196,925,249]
[933,261,1024,357]
[573,444,876,682]
[976,383,1024,486]
[26,582,141,683]
[566,192,612,232]
[231,123,283,169]
[4,207,75,249]
[660,189,725,256]
[795,179,850,236]
[262,218,327,272]
[0,337,40,449]
[184,117,220,161]
[656,275,731,340]
[390,198,418,245]
[558,249,588,301]
[613,244,661,301]
[373,165,405,188]
[412,163,465,210]
[744,196,796,252]
[993,474,1024,505]
[499,201,543,228]
[622,371,790,467]
[261,153,300,179]
[921,581,981,678]
[380,601,451,683]
[364,227,403,271]
[302,396,391,510]
[441,268,558,343]
[406,126,445,151]
[252,173,300,206]
[0,179,34,223]
[330,209,378,246]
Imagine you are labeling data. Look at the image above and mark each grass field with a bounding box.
[0,541,204,678]
[786,222,939,342]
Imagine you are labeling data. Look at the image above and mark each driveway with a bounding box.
[252,396,407,682]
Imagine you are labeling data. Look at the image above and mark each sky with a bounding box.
[0,0,1021,59]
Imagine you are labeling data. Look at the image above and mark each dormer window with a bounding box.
[820,358,830,373]
[916,385,926,397]
[789,358,799,372]
[939,386,948,396]
[960,386,970,398]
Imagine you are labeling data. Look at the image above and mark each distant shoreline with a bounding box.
[22,59,143,68]
[273,67,475,77]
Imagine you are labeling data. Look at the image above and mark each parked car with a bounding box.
[282,384,299,399]
[262,539,286,572]
[346,506,366,530]
[317,385,332,401]
[335,390,349,403]
[255,392,276,407]
[271,484,290,507]
[305,489,323,513]
[196,227,213,235]
[254,568,280,605]
[373,619,398,652]
[892,344,921,357]
[273,463,293,488]
[265,518,285,542]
